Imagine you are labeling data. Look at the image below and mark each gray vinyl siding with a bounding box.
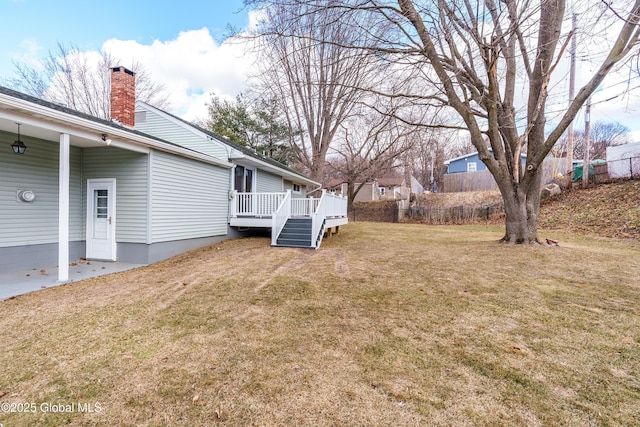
[283,179,307,197]
[150,150,228,243]
[83,147,148,243]
[257,169,284,193]
[0,132,83,247]
[134,107,228,160]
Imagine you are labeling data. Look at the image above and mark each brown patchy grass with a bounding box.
[1,223,639,426]
[539,180,640,239]
[413,180,640,240]
[417,189,503,209]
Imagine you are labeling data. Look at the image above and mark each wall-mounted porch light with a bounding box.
[11,123,27,154]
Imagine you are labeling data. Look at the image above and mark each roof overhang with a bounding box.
[0,92,232,169]
[231,151,319,186]
[134,100,316,184]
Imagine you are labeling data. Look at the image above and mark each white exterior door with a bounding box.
[86,179,116,261]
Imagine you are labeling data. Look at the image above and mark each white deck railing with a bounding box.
[271,191,292,246]
[310,190,348,248]
[292,197,319,216]
[232,190,348,248]
[233,192,287,217]
[317,190,348,219]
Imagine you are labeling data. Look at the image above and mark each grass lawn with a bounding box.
[1,222,639,426]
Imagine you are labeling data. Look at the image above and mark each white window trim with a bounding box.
[234,165,256,192]
[467,162,477,172]
[292,183,301,193]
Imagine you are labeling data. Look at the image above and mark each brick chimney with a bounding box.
[110,66,136,127]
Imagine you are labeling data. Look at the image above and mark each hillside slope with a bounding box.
[538,180,639,239]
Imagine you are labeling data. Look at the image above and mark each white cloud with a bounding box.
[102,27,256,121]
[10,39,44,70]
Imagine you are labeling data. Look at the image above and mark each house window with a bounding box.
[378,187,386,196]
[293,183,301,192]
[467,162,477,172]
[234,166,254,192]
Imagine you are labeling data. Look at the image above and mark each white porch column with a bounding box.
[58,133,70,282]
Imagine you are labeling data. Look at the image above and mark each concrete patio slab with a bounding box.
[0,259,145,301]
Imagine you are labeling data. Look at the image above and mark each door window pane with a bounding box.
[245,169,253,193]
[95,190,108,218]
[235,166,245,192]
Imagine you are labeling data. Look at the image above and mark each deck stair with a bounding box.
[231,190,348,249]
[276,218,314,248]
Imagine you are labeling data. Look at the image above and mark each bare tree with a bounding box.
[564,121,629,160]
[407,128,459,192]
[258,0,640,243]
[249,1,389,182]
[7,42,171,119]
[329,106,416,208]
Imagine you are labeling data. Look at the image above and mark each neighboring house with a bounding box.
[376,177,405,200]
[443,150,570,192]
[444,150,527,173]
[0,67,347,282]
[327,176,423,201]
[377,176,424,199]
[327,181,377,202]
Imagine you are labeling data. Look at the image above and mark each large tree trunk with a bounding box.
[497,167,543,244]
[501,190,538,244]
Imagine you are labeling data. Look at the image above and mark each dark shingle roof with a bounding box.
[377,177,404,187]
[0,86,208,156]
[1,85,316,183]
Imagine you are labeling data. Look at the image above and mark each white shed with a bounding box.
[607,142,640,178]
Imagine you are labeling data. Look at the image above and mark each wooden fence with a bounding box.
[443,158,567,192]
[349,200,504,224]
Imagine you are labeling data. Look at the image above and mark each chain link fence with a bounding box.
[606,155,640,180]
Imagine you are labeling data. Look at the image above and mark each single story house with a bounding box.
[327,175,423,201]
[444,150,527,173]
[0,67,347,282]
[376,176,424,200]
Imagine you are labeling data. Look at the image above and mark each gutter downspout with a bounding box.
[229,164,237,221]
[307,185,323,197]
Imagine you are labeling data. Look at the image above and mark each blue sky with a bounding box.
[0,0,249,64]
[0,0,254,119]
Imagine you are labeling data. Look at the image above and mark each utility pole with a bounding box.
[582,97,591,188]
[567,13,577,187]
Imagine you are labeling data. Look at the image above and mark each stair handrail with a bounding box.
[311,189,328,249]
[308,191,348,248]
[271,190,292,246]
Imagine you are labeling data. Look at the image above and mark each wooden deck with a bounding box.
[229,190,348,248]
